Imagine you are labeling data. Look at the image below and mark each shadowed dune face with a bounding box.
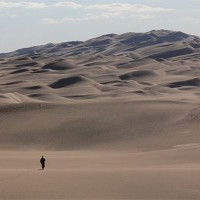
[119,70,157,80]
[24,85,43,90]
[10,69,29,74]
[1,81,23,85]
[166,78,200,88]
[42,61,76,71]
[49,76,84,89]
[16,62,38,68]
[149,47,194,60]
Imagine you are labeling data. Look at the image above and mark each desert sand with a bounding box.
[1,148,200,200]
[0,30,199,199]
[0,100,199,199]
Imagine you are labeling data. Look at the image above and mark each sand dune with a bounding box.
[0,30,200,149]
[42,60,76,71]
[10,69,29,74]
[0,30,199,199]
[49,76,85,89]
[0,100,198,150]
[167,78,200,88]
[0,30,199,148]
[119,70,157,80]
[0,30,199,103]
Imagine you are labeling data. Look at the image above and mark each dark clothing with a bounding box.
[40,157,46,170]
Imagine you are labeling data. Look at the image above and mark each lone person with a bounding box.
[40,156,46,170]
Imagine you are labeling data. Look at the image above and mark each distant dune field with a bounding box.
[0,30,199,104]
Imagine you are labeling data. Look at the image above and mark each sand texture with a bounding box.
[0,30,199,104]
[0,30,199,199]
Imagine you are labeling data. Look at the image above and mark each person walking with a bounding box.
[40,156,46,170]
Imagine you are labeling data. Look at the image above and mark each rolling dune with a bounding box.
[0,30,199,199]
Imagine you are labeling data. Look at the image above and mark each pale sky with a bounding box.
[0,0,199,53]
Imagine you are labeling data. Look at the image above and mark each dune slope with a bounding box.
[0,30,199,199]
